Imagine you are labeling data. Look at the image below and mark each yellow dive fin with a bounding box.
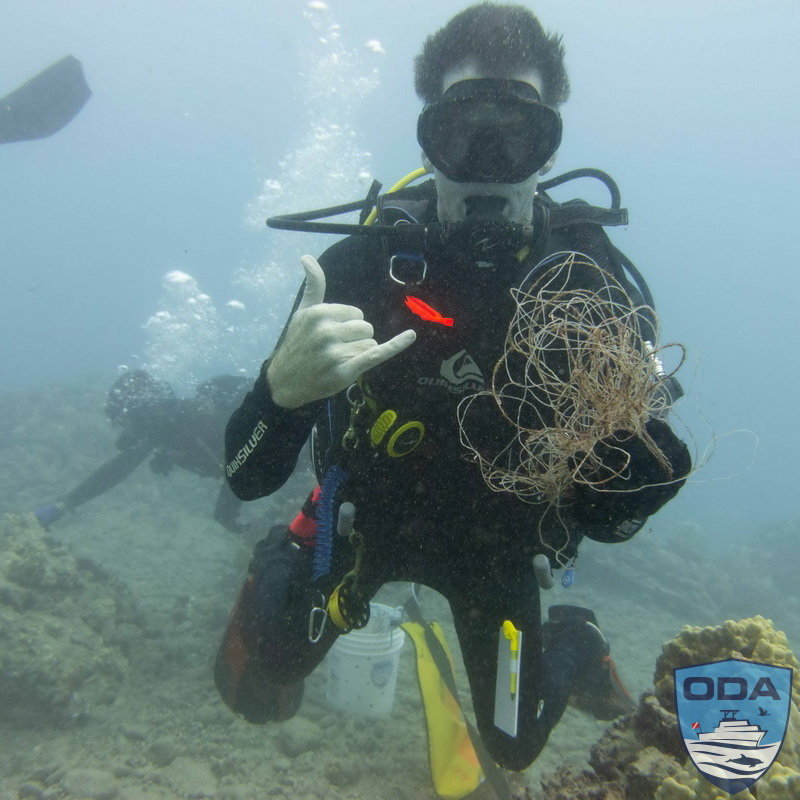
[402,621,484,799]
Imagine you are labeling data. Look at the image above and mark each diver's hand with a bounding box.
[573,418,691,533]
[267,255,416,409]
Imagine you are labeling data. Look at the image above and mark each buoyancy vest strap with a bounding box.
[547,201,628,228]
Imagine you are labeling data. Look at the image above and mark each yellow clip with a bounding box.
[327,584,349,631]
[370,409,397,446]
[502,620,520,697]
[502,620,519,652]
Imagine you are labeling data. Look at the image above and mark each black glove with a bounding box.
[33,503,65,528]
[572,418,691,539]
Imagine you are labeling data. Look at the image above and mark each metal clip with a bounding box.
[389,253,427,286]
[308,599,328,643]
[561,557,577,588]
[341,383,365,450]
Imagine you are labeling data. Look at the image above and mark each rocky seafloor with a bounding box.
[1,375,798,800]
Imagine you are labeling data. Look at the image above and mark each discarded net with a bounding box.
[457,251,682,506]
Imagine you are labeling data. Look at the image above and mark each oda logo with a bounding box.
[674,658,793,795]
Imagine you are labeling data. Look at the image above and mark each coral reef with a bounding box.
[654,617,800,717]
[0,513,145,727]
[539,617,800,800]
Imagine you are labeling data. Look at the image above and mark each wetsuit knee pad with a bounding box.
[243,525,325,678]
[229,668,305,724]
[215,525,330,722]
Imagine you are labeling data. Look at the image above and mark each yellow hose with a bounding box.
[362,166,430,226]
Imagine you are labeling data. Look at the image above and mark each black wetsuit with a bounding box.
[224,197,690,768]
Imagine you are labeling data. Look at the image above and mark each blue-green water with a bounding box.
[2,2,799,798]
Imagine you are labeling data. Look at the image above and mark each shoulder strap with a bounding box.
[536,178,684,404]
[547,199,628,230]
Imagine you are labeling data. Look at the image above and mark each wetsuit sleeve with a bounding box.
[60,441,151,511]
[224,360,321,501]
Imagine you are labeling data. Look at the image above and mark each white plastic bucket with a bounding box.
[325,603,406,717]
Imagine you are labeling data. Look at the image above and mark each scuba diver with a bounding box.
[1,55,91,145]
[214,1,692,778]
[33,370,251,534]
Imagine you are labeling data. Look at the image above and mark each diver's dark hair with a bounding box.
[414,2,570,107]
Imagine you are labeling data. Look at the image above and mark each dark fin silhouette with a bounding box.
[0,55,91,144]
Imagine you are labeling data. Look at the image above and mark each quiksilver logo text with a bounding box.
[226,420,267,477]
[417,376,484,395]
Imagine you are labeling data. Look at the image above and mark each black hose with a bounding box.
[539,168,622,210]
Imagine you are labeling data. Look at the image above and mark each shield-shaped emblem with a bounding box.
[674,658,793,795]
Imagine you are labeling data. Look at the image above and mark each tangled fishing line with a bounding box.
[457,251,683,507]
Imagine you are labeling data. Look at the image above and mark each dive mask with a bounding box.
[417,78,562,184]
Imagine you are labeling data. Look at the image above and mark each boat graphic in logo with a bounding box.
[674,658,792,795]
[440,349,484,386]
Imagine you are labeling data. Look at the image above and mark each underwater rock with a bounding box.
[629,692,686,763]
[146,737,179,767]
[324,758,362,788]
[215,781,262,800]
[276,716,323,758]
[116,787,174,800]
[625,747,683,799]
[0,514,145,727]
[17,783,45,799]
[24,764,67,788]
[539,616,800,800]
[538,765,624,799]
[60,767,118,799]
[160,756,217,798]
[120,724,148,742]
